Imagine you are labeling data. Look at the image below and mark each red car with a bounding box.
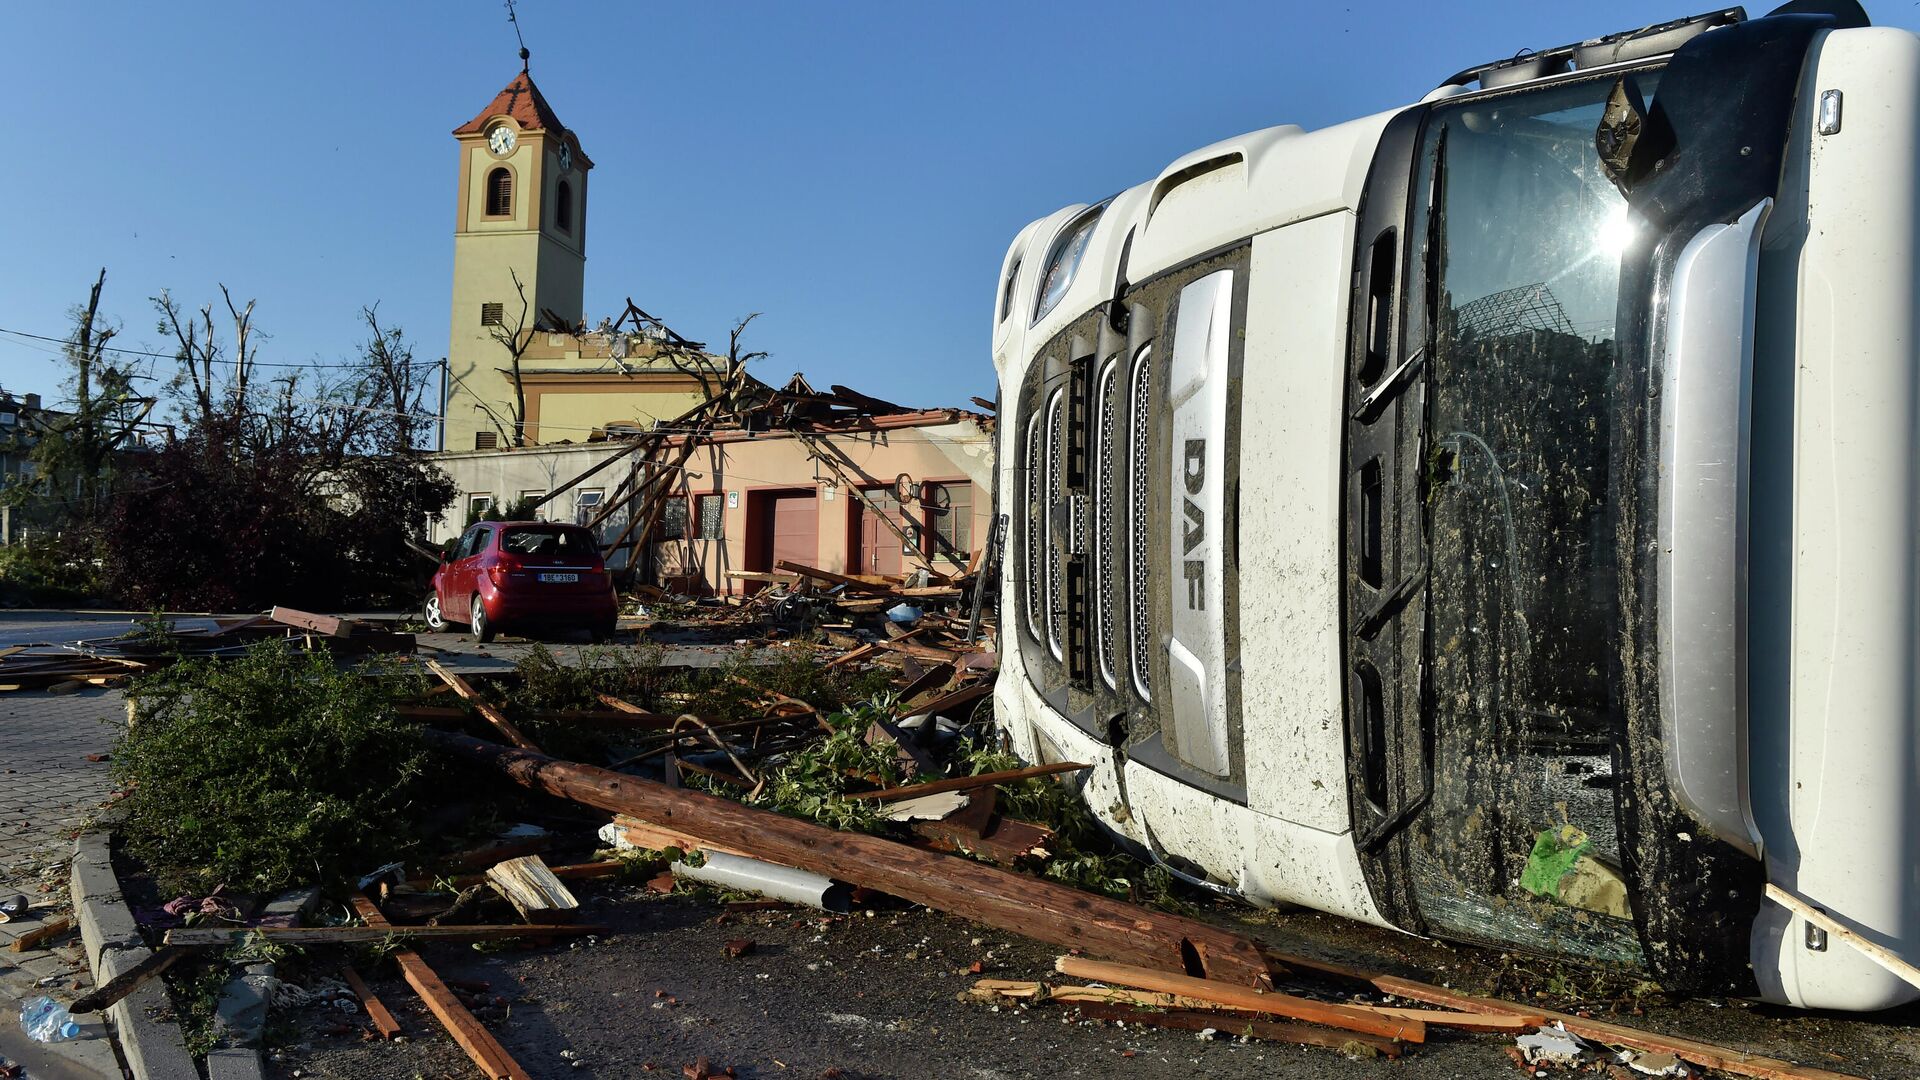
[425,522,618,642]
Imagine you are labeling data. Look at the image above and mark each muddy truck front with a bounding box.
[989,2,1920,1011]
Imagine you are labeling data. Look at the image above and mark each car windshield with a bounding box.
[1404,72,1658,963]
[500,526,596,563]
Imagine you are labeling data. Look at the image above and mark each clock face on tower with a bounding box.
[557,142,572,172]
[487,125,516,156]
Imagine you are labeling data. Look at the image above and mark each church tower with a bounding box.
[446,62,591,451]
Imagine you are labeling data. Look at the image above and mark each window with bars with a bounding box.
[485,167,513,216]
[659,498,688,541]
[922,481,973,560]
[481,303,504,327]
[693,493,725,539]
[474,431,499,450]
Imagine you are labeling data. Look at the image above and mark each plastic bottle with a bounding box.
[19,995,81,1042]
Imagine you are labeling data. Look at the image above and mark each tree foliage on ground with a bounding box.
[93,290,454,610]
[115,639,433,895]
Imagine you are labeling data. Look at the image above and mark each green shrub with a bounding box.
[0,534,105,605]
[115,640,432,895]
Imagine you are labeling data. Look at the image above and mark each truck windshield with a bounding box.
[1407,72,1658,961]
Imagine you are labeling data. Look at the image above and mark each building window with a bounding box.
[474,430,499,450]
[481,302,504,327]
[575,488,604,531]
[467,494,494,522]
[693,493,724,539]
[924,481,973,561]
[556,180,572,233]
[486,167,513,217]
[520,490,547,520]
[659,497,688,541]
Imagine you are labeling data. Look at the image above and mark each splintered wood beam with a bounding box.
[485,855,580,922]
[846,762,1091,802]
[424,660,541,752]
[351,893,533,1080]
[424,730,1274,987]
[341,966,403,1039]
[1053,956,1422,1043]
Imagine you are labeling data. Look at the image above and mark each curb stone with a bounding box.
[69,810,198,1080]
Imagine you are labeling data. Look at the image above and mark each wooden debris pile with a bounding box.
[0,607,414,692]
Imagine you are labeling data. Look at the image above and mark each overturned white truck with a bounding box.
[991,2,1919,1011]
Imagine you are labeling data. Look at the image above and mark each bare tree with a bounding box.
[154,285,262,437]
[487,269,534,446]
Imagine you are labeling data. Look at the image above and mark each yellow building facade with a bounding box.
[445,68,711,450]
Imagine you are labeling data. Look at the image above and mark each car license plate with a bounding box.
[538,572,578,583]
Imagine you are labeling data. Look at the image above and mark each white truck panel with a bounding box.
[1749,26,1920,1012]
[1238,213,1361,833]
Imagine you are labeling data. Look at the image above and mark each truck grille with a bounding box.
[1128,346,1153,701]
[1045,386,1065,661]
[1092,357,1119,689]
[1022,411,1043,646]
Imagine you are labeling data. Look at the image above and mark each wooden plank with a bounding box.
[485,855,580,922]
[8,915,73,952]
[904,680,992,720]
[426,730,1275,986]
[341,966,403,1039]
[70,947,190,1014]
[609,815,757,860]
[913,813,1054,865]
[773,560,903,596]
[1343,1002,1539,1032]
[163,923,603,946]
[1053,956,1422,1043]
[825,643,878,669]
[425,660,541,752]
[1061,999,1405,1058]
[1766,882,1920,991]
[351,894,531,1080]
[1263,948,1861,1080]
[847,762,1091,802]
[269,607,354,637]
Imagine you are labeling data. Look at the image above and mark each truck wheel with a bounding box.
[470,595,496,643]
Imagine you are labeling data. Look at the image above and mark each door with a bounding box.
[442,525,488,612]
[854,489,913,577]
[749,490,818,572]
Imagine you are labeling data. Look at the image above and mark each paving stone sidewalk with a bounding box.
[0,688,127,1078]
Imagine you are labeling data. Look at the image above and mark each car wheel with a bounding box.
[422,593,448,632]
[470,595,496,643]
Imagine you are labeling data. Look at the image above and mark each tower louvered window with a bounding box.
[486,167,514,217]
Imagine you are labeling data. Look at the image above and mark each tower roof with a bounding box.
[454,71,588,164]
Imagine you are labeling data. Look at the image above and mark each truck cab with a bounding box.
[991,2,1920,1011]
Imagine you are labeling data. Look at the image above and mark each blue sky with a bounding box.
[5,1,1912,418]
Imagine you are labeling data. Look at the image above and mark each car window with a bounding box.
[459,527,488,560]
[500,525,594,560]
